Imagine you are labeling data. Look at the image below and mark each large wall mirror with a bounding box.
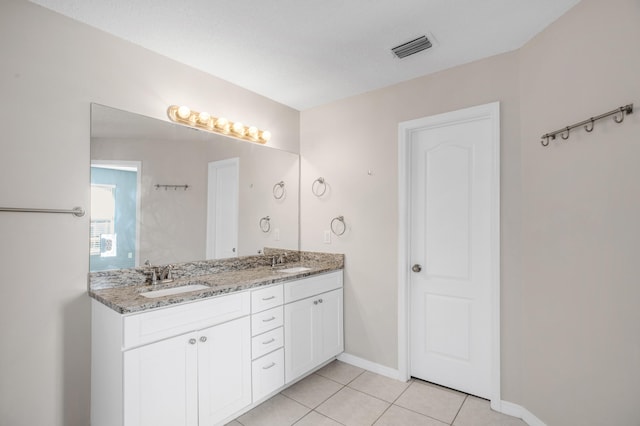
[90,104,299,272]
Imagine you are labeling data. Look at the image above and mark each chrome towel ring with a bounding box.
[273,181,285,199]
[331,216,346,236]
[312,177,327,197]
[259,216,271,233]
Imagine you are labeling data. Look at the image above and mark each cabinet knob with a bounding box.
[318,298,323,304]
[412,264,422,273]
[200,336,207,343]
[188,338,197,345]
[314,300,318,305]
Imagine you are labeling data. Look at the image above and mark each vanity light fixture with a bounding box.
[167,105,271,144]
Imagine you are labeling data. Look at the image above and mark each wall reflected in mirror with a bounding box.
[90,104,299,272]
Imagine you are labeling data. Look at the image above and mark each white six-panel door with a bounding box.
[406,103,499,399]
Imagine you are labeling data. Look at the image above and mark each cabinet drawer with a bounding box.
[251,284,283,313]
[123,292,250,349]
[251,306,283,336]
[284,271,343,304]
[252,327,283,360]
[252,348,284,402]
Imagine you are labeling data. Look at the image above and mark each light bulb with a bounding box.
[198,111,211,124]
[260,130,272,142]
[215,117,228,129]
[232,122,245,135]
[247,126,258,139]
[177,105,191,119]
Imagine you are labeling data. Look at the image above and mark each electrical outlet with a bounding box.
[323,230,331,244]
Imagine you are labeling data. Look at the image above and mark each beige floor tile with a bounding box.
[294,410,344,426]
[348,371,411,403]
[374,405,449,426]
[453,396,527,426]
[236,394,310,426]
[394,381,466,424]
[316,360,365,385]
[281,373,344,408]
[317,386,390,426]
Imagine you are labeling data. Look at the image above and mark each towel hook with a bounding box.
[584,118,595,132]
[312,177,327,197]
[614,107,626,123]
[561,127,570,140]
[259,216,271,233]
[330,216,346,236]
[273,181,285,200]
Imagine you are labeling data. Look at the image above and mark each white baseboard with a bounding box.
[337,352,403,381]
[498,400,547,426]
[339,353,545,426]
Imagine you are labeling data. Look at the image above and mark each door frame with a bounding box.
[397,102,501,409]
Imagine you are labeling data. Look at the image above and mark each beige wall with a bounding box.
[300,51,523,397]
[301,0,640,424]
[0,1,299,425]
[519,0,640,424]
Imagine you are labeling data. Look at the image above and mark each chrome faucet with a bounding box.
[158,264,174,282]
[271,253,287,268]
[144,260,174,284]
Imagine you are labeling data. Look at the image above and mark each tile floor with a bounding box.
[228,360,526,426]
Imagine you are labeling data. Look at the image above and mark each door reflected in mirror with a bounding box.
[90,104,299,272]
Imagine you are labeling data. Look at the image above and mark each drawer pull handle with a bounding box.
[262,338,276,345]
[262,362,276,370]
[188,338,197,345]
[262,316,276,322]
[261,295,276,301]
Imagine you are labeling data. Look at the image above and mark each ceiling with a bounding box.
[30,0,581,111]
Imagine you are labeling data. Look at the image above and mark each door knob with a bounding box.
[412,264,422,273]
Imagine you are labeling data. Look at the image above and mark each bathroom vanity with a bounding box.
[89,251,343,426]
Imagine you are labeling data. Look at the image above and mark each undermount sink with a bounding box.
[140,284,210,298]
[276,266,312,273]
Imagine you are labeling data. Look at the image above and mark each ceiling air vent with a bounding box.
[391,35,432,59]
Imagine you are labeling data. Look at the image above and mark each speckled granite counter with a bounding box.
[88,249,343,314]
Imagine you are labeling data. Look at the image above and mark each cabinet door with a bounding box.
[317,289,344,363]
[284,297,316,383]
[198,316,252,426]
[124,332,199,426]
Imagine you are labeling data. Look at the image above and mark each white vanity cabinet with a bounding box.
[284,271,344,383]
[91,269,343,426]
[91,292,252,426]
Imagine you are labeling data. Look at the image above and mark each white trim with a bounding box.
[499,401,548,426]
[337,353,403,381]
[397,101,501,401]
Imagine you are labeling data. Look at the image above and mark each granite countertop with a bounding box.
[89,251,343,314]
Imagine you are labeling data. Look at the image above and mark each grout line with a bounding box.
[451,394,468,425]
